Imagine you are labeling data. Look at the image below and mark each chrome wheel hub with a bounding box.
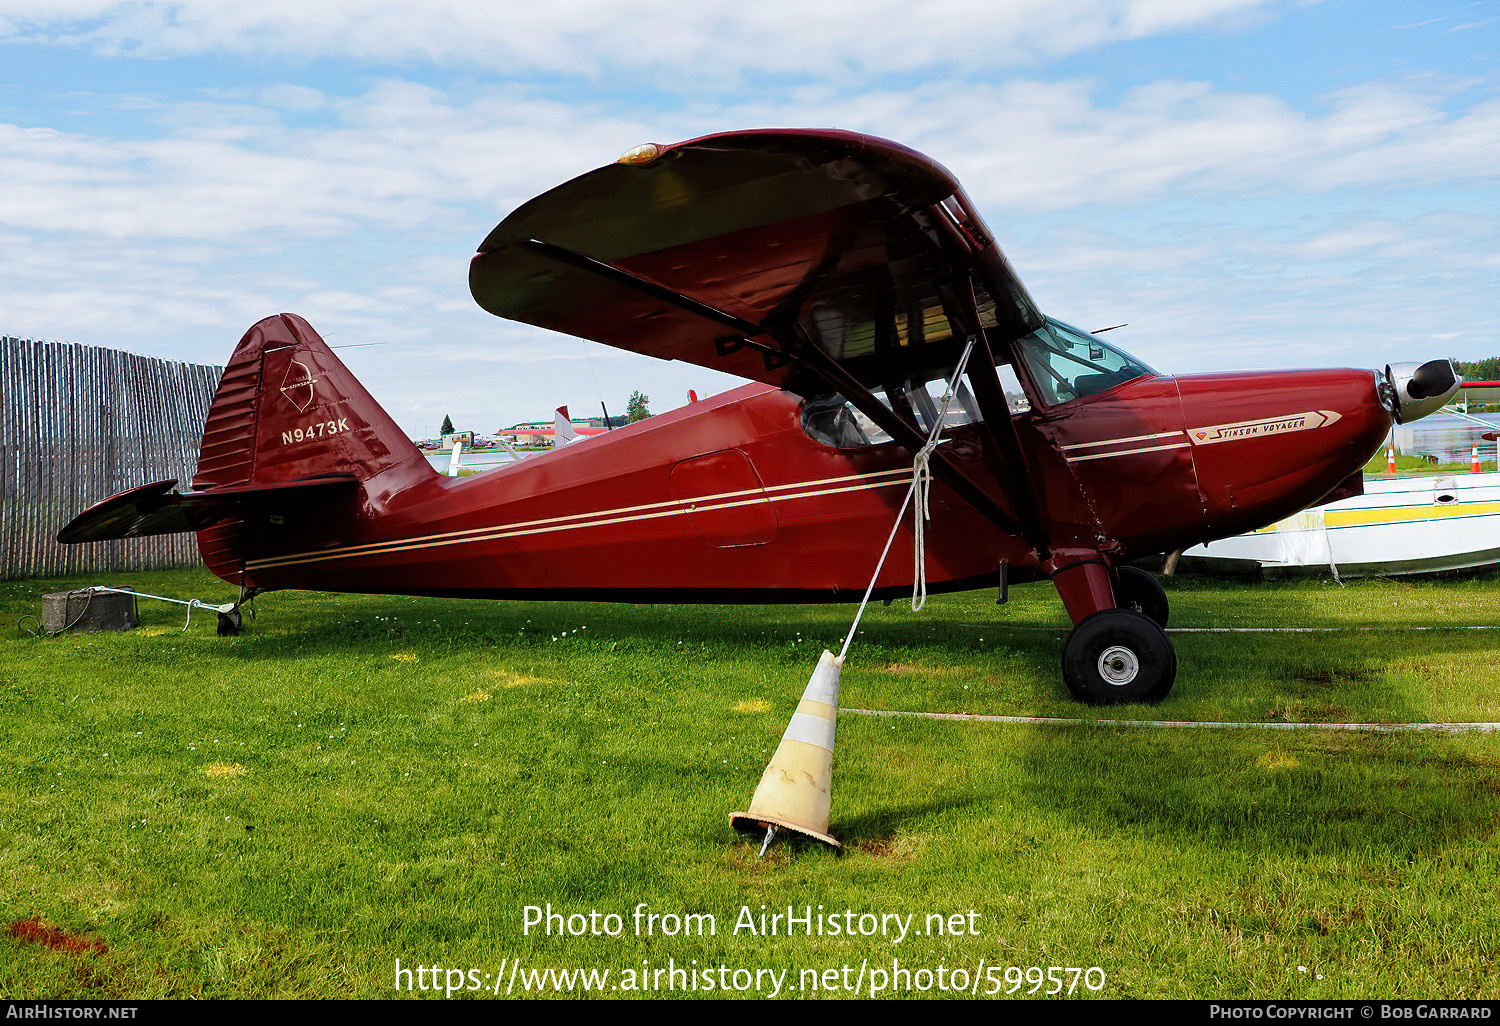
[1098,645,1139,686]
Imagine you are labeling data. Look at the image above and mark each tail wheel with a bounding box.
[1062,609,1176,704]
[1115,565,1169,628]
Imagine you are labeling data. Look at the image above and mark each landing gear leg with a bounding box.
[1050,560,1176,704]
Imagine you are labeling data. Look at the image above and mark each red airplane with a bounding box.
[59,129,1459,703]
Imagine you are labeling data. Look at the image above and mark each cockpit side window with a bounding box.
[802,393,893,449]
[1015,319,1153,406]
[801,369,980,450]
[802,317,1149,446]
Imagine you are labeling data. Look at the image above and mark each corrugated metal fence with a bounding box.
[1,336,222,580]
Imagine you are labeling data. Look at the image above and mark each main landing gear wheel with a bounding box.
[1114,565,1169,628]
[1061,609,1176,705]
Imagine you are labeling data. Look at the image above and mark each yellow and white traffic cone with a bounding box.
[731,649,843,853]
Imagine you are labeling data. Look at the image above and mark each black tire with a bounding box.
[217,609,243,637]
[1115,565,1169,628]
[1061,609,1176,705]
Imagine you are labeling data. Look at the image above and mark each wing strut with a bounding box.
[774,321,1040,550]
[521,234,1050,554]
[520,238,765,341]
[938,274,1054,560]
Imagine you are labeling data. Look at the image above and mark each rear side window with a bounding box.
[802,393,894,449]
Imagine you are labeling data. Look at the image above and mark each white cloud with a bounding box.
[1,0,1286,78]
[775,77,1500,213]
[4,72,1494,252]
[0,83,665,240]
[1015,210,1500,375]
[1,0,1495,434]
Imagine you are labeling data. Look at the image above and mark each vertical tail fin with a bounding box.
[194,313,426,491]
[554,405,579,445]
[193,313,434,582]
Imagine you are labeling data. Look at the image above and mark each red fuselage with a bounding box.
[221,367,1389,604]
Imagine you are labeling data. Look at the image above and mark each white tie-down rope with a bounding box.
[837,336,978,662]
[909,440,937,612]
[89,586,235,632]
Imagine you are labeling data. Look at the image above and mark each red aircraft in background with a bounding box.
[498,407,611,446]
[60,129,1460,703]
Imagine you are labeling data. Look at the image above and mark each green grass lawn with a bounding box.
[2,567,1499,1000]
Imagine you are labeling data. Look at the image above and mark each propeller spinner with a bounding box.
[1382,359,1460,424]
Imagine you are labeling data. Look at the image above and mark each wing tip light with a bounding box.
[617,143,663,166]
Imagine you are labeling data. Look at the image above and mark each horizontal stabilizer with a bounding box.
[58,475,358,544]
[56,479,199,542]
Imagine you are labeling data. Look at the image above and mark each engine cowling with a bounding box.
[1381,359,1459,424]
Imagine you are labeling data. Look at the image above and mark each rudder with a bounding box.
[193,313,433,584]
[194,313,424,491]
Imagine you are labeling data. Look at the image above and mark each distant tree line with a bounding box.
[1455,358,1500,382]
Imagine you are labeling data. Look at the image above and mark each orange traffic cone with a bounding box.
[1473,443,1481,474]
[731,649,843,853]
[1387,446,1397,474]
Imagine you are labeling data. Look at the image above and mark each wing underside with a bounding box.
[469,129,1042,396]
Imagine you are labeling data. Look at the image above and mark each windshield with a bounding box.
[802,319,1154,448]
[1015,319,1154,406]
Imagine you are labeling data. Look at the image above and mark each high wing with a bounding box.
[469,129,1044,398]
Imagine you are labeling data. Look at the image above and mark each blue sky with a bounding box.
[1,0,1496,436]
